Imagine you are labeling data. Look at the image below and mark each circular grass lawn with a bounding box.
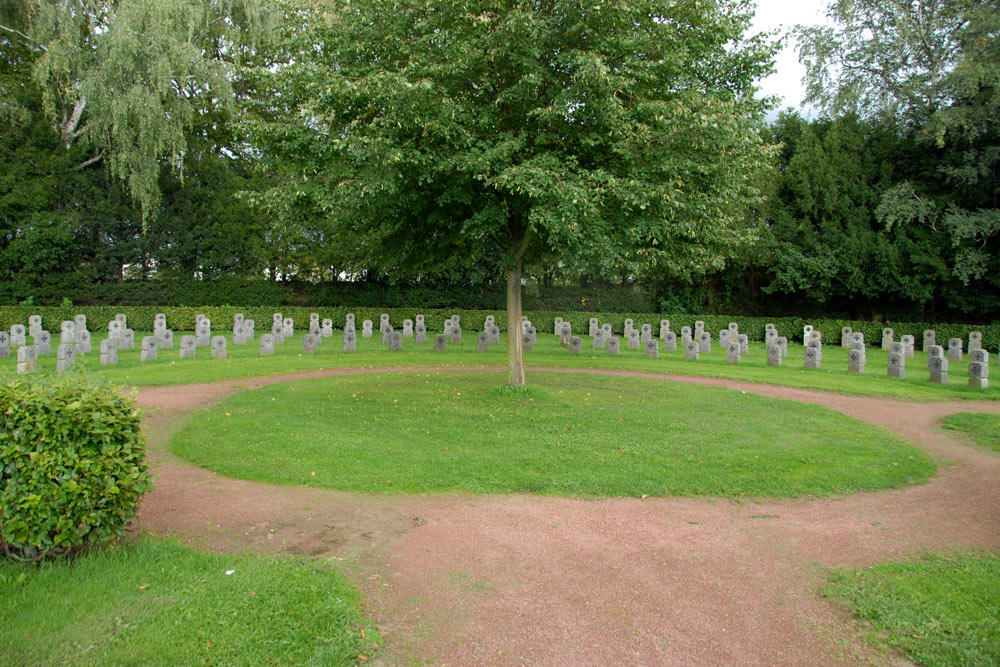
[171,371,935,498]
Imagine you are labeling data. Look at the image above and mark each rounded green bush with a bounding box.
[0,375,153,561]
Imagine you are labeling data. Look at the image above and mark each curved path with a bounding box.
[135,366,1000,666]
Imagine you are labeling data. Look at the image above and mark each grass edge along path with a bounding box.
[170,370,935,499]
[941,413,1000,453]
[0,537,379,666]
[2,331,998,402]
[824,551,1000,667]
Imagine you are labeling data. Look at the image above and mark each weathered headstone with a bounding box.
[60,321,75,345]
[804,346,821,369]
[606,337,620,356]
[727,322,739,337]
[927,345,944,370]
[415,323,427,344]
[969,331,983,352]
[245,319,255,340]
[209,336,226,358]
[100,338,118,366]
[592,329,606,349]
[477,331,490,352]
[321,319,334,338]
[841,326,853,348]
[589,318,599,336]
[382,325,394,345]
[698,331,711,354]
[0,331,10,357]
[115,314,127,328]
[888,345,905,378]
[403,319,414,338]
[362,320,373,338]
[56,343,76,372]
[663,331,677,351]
[553,316,564,336]
[883,328,895,350]
[627,330,640,350]
[719,330,731,348]
[309,321,322,339]
[526,326,537,346]
[282,318,294,339]
[766,344,781,366]
[270,323,285,345]
[140,336,158,362]
[157,329,174,349]
[847,347,865,374]
[179,335,197,359]
[233,323,247,345]
[680,326,692,346]
[624,318,635,338]
[75,329,91,354]
[694,320,705,337]
[560,322,572,341]
[568,336,582,354]
[74,314,87,333]
[302,334,318,354]
[726,341,740,363]
[645,339,659,359]
[415,314,424,327]
[736,333,749,356]
[851,332,864,348]
[343,330,356,351]
[807,338,822,362]
[121,328,135,351]
[196,320,211,347]
[28,315,42,336]
[259,334,275,356]
[659,320,671,340]
[777,336,788,358]
[921,329,935,352]
[434,334,447,351]
[929,355,948,384]
[380,313,391,333]
[803,324,814,341]
[17,345,38,374]
[900,334,915,359]
[33,331,51,356]
[107,320,123,343]
[522,332,533,353]
[948,337,963,361]
[969,349,989,389]
[489,325,501,344]
[684,340,699,360]
[346,313,356,328]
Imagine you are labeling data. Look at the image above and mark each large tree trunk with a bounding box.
[506,257,526,387]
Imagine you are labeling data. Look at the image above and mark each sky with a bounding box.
[750,0,831,115]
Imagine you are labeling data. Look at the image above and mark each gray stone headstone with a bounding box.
[645,339,659,359]
[121,328,135,351]
[719,330,731,348]
[969,331,982,352]
[627,330,640,350]
[140,336,158,362]
[209,336,227,358]
[415,314,424,326]
[309,322,322,338]
[346,313,356,326]
[929,356,949,384]
[698,331,711,354]
[601,323,612,336]
[606,337,620,356]
[560,322,572,340]
[851,332,864,348]
[100,338,118,366]
[259,334,275,356]
[107,320,122,342]
[922,329,935,352]
[282,318,294,338]
[415,323,427,344]
[362,320,373,338]
[553,317,564,336]
[74,314,87,332]
[273,312,283,326]
[726,341,740,363]
[766,344,781,366]
[448,326,462,344]
[489,325,501,344]
[233,313,244,326]
[969,361,988,389]
[841,326,853,348]
[737,334,749,356]
[663,331,677,351]
[16,345,38,374]
[927,345,944,369]
[900,334,915,359]
[807,338,822,361]
[568,336,582,354]
[245,319,255,340]
[522,332,533,353]
[60,321,75,346]
[302,334,317,354]
[477,331,490,352]
[680,326,692,345]
[33,331,51,356]
[727,322,738,336]
[804,347,821,369]
[659,320,671,340]
[624,318,634,337]
[684,340,698,360]
[765,323,777,333]
[56,343,76,372]
[115,314,127,328]
[233,323,247,345]
[887,352,905,378]
[74,329,91,354]
[343,330,356,351]
[434,334,447,351]
[883,328,895,350]
[403,319,414,338]
[526,326,537,346]
[157,329,174,349]
[847,348,865,374]
[179,335,197,359]
[28,315,42,335]
[803,324,814,341]
[694,320,705,337]
[589,318,599,336]
[777,336,788,358]
[382,325,394,345]
[321,319,334,338]
[948,338,963,362]
[380,313,390,333]
[592,329,606,349]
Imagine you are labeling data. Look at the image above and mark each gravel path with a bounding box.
[134,366,1000,666]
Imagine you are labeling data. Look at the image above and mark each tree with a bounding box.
[252,0,777,386]
[1,0,270,219]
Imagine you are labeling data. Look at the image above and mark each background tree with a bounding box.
[251,0,778,386]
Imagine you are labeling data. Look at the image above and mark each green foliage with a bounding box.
[825,552,1000,666]
[0,537,380,664]
[171,371,933,498]
[942,413,1000,453]
[0,375,152,561]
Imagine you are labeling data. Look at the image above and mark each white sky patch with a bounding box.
[750,0,831,116]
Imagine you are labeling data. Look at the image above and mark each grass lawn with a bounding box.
[941,413,1000,453]
[825,552,1000,666]
[1,329,997,401]
[0,537,379,666]
[171,371,934,498]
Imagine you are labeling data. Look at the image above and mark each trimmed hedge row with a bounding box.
[2,306,997,349]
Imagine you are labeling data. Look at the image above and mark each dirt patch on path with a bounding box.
[135,366,1000,666]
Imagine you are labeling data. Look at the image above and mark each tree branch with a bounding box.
[61,96,88,147]
[0,23,47,52]
[73,150,105,171]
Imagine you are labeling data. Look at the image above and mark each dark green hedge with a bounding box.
[1,306,996,349]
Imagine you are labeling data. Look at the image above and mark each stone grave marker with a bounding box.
[60,321,75,345]
[179,335,197,359]
[270,323,285,345]
[719,330,731,348]
[969,350,989,389]
[767,344,781,366]
[727,322,739,337]
[362,320,374,338]
[948,337,963,361]
[807,338,822,361]
[309,321,322,339]
[343,330,356,351]
[115,314,127,328]
[196,320,211,347]
[140,336,158,362]
[680,326,692,345]
[929,355,948,384]
[282,318,294,338]
[346,313,356,327]
[107,320,122,342]
[726,341,740,363]
[660,320,671,340]
[17,345,38,374]
[0,331,9,357]
[606,337,620,356]
[777,336,788,358]
[560,322,572,341]
[927,345,944,369]
[211,336,227,358]
[645,339,659,359]
[56,343,75,372]
[684,340,699,360]
[698,331,711,354]
[526,326,537,346]
[34,331,51,356]
[415,314,424,327]
[883,328,895,350]
[624,318,635,338]
[233,313,244,326]
[888,344,905,378]
[592,329,606,349]
[848,346,865,373]
[434,334,447,351]
[663,331,677,351]
[803,324,814,341]
[568,336,582,354]
[969,331,983,352]
[233,323,247,345]
[851,332,864,348]
[74,314,87,332]
[100,339,118,366]
[627,330,640,350]
[121,328,135,351]
[641,323,652,342]
[403,319,414,338]
[900,334,915,359]
[589,318,599,336]
[382,325,394,344]
[302,334,317,354]
[553,317,564,335]
[245,319,255,340]
[522,332,533,353]
[28,315,42,336]
[322,319,334,338]
[157,329,174,349]
[804,346,820,369]
[694,320,705,337]
[737,334,749,356]
[75,329,91,354]
[259,334,275,356]
[415,323,427,344]
[489,325,501,344]
[841,326,853,348]
[477,331,490,351]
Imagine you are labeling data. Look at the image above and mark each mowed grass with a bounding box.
[0,538,379,666]
[825,552,1000,666]
[171,371,934,498]
[2,329,998,401]
[942,413,1000,453]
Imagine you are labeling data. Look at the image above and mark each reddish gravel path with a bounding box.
[134,366,1000,666]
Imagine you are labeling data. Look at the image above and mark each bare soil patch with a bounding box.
[135,366,1000,665]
